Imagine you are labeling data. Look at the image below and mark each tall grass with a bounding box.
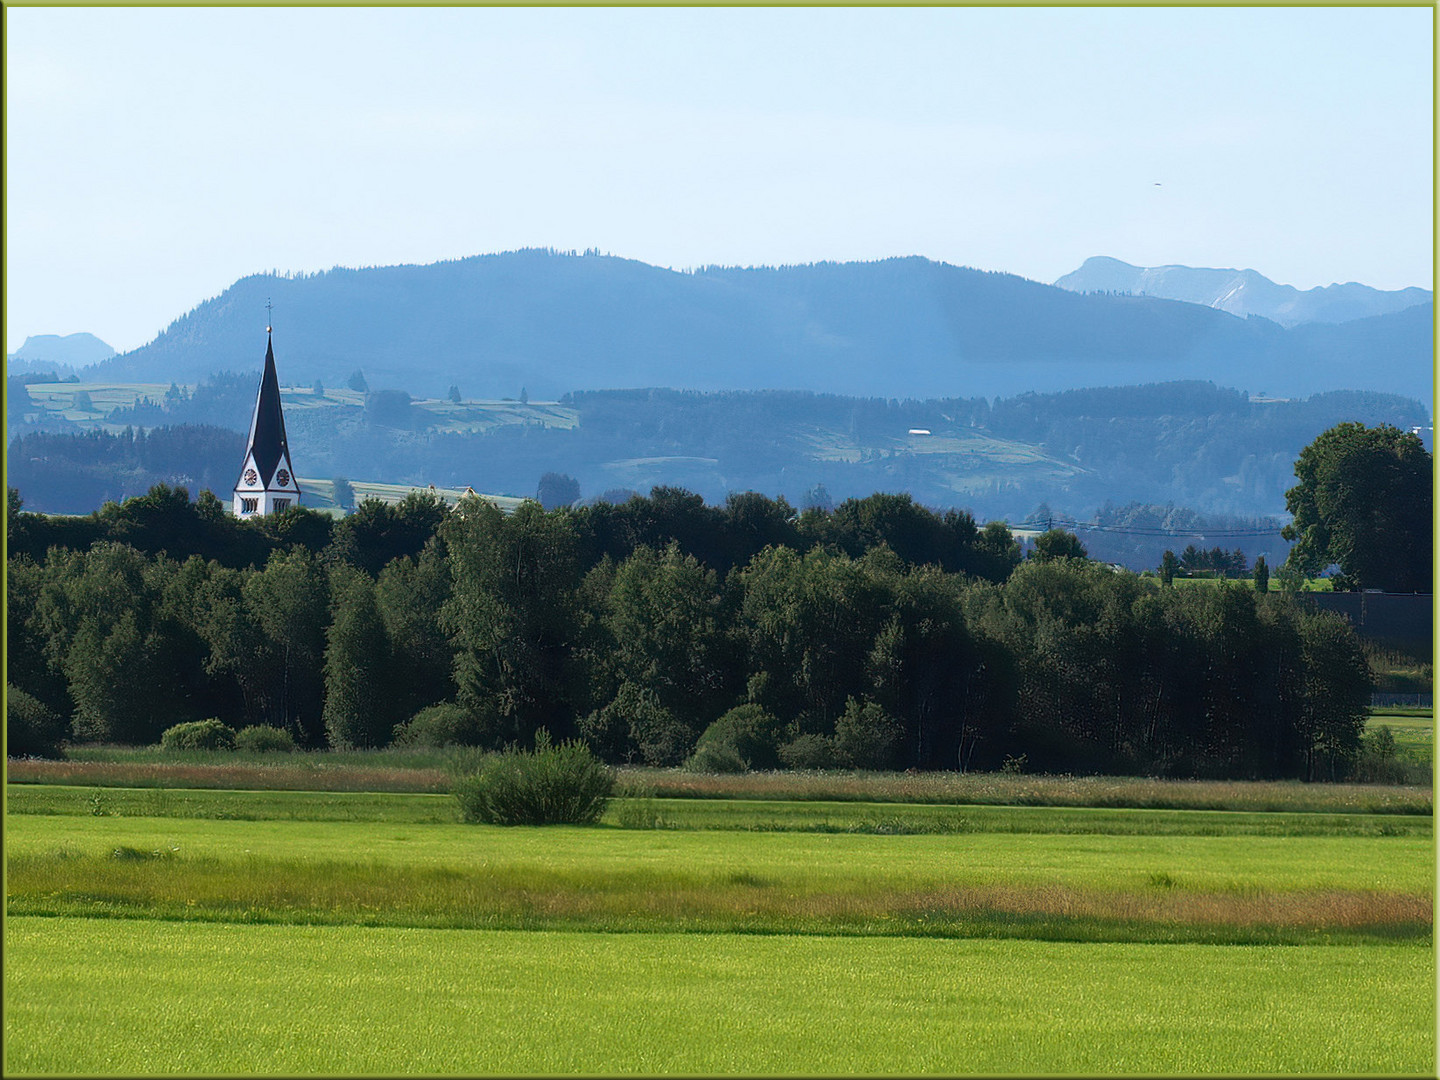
[7,847,1429,945]
[617,768,1432,814]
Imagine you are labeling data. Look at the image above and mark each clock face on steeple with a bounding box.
[243,468,258,485]
[277,469,291,487]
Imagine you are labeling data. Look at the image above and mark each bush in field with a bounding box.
[778,732,843,770]
[6,684,67,758]
[452,730,614,825]
[160,718,235,752]
[393,703,481,749]
[685,739,751,774]
[833,698,904,770]
[234,725,296,753]
[693,705,785,771]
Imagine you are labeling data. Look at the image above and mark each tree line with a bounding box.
[8,483,1371,781]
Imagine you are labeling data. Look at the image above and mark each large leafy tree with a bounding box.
[441,498,584,747]
[1282,423,1432,592]
[30,543,178,743]
[323,567,395,749]
[587,542,735,762]
[374,541,455,723]
[241,547,331,744]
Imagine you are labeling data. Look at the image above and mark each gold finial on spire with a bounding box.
[266,298,273,334]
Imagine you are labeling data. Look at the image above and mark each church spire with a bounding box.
[233,329,300,517]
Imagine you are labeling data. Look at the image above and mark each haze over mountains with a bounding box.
[1054,256,1432,328]
[8,332,116,374]
[70,251,1432,405]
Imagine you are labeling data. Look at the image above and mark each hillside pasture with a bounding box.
[18,382,175,429]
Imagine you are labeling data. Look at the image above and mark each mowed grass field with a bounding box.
[7,918,1432,1076]
[4,766,1434,1075]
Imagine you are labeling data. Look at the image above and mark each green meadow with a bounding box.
[4,770,1434,1074]
[6,918,1432,1076]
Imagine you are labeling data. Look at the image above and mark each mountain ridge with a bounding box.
[1054,255,1431,327]
[76,250,1432,403]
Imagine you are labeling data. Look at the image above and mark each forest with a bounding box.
[8,483,1372,781]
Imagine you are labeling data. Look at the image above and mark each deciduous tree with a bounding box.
[1282,422,1432,592]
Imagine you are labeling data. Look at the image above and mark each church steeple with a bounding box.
[233,330,301,517]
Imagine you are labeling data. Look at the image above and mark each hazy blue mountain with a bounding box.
[81,250,1432,402]
[8,332,115,373]
[1054,256,1431,327]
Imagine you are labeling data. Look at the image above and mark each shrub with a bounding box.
[778,732,842,770]
[833,698,903,770]
[160,718,235,752]
[6,685,67,758]
[685,740,751,774]
[234,725,296,753]
[591,684,692,766]
[451,730,614,825]
[694,704,785,770]
[393,703,480,749]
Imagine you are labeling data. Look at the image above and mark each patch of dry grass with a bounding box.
[5,759,451,793]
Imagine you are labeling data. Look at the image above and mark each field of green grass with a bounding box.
[7,917,1431,1075]
[5,761,1434,1074]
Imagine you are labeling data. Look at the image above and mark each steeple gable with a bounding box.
[233,331,300,517]
[247,333,291,486]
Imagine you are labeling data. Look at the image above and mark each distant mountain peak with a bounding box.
[1054,257,1430,327]
[8,332,116,373]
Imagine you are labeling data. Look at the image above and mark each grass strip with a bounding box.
[8,815,1431,945]
[10,814,1431,893]
[7,784,460,824]
[6,917,1433,1075]
[8,852,1428,945]
[8,758,1432,813]
[624,769,1434,813]
[11,785,1431,838]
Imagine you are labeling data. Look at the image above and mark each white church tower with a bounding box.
[233,330,301,517]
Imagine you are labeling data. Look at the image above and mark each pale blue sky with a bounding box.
[6,5,1433,354]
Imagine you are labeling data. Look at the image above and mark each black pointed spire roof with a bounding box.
[242,332,292,487]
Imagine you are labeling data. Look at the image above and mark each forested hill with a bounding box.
[83,251,1433,403]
